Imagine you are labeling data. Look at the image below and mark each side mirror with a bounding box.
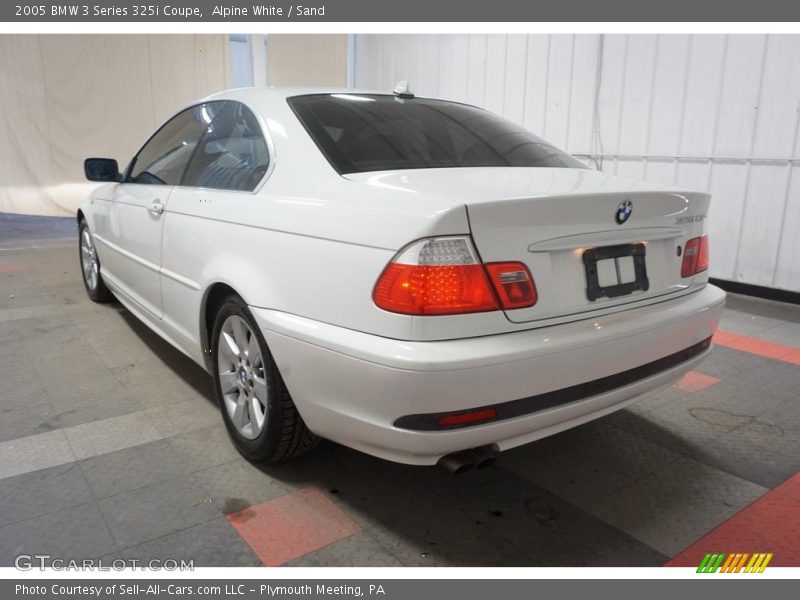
[84,158,122,182]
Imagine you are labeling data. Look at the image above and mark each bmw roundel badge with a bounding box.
[615,200,633,225]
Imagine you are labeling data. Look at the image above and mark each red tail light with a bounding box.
[373,236,537,316]
[681,235,709,278]
[484,262,537,309]
[373,263,499,315]
[696,235,709,273]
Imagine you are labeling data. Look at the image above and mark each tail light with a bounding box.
[373,236,537,316]
[681,235,709,278]
[485,262,538,309]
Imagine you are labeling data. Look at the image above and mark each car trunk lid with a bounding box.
[345,167,711,324]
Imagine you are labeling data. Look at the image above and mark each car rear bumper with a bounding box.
[252,284,726,465]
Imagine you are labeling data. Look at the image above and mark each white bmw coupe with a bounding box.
[79,87,725,472]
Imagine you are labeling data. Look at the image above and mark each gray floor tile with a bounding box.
[42,388,142,431]
[723,293,800,324]
[193,459,292,514]
[86,330,169,370]
[145,399,221,439]
[0,462,94,527]
[0,387,59,443]
[284,531,402,567]
[588,457,767,556]
[0,430,75,479]
[502,419,681,509]
[80,439,187,499]
[97,475,221,548]
[0,304,62,323]
[693,417,800,488]
[0,502,117,566]
[64,411,163,460]
[718,311,784,336]
[121,518,261,567]
[124,370,213,411]
[364,517,534,567]
[758,397,800,432]
[164,424,240,473]
[752,322,800,347]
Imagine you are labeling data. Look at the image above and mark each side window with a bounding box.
[181,101,270,192]
[128,102,222,185]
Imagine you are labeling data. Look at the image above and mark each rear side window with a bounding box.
[181,101,270,192]
[129,102,223,185]
[288,94,586,174]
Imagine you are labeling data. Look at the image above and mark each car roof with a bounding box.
[202,86,404,104]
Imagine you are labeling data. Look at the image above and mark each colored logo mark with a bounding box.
[697,552,773,573]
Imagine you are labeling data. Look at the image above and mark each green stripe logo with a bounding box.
[697,553,726,573]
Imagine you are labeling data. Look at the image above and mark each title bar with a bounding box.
[3,0,800,22]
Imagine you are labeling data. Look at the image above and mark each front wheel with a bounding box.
[78,220,112,303]
[211,296,319,462]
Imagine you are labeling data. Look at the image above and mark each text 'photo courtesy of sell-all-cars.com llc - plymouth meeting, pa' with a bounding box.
[78,84,724,474]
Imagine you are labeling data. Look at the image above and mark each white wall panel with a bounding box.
[617,35,658,157]
[521,35,550,134]
[354,34,800,292]
[714,35,767,158]
[503,35,528,126]
[776,166,800,290]
[707,164,750,280]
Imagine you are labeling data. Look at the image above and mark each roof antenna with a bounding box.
[393,80,414,99]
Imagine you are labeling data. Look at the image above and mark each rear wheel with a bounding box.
[211,296,319,462]
[78,220,112,303]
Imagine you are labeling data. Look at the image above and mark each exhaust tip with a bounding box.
[437,451,475,475]
[437,446,498,474]
[451,461,474,475]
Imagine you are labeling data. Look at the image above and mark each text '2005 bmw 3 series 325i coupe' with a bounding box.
[79,87,725,472]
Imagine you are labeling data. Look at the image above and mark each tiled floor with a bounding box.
[0,213,798,567]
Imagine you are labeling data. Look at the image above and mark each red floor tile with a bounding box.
[714,330,800,364]
[674,371,721,393]
[666,471,800,567]
[226,486,361,566]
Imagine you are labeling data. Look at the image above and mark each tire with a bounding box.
[78,219,113,303]
[211,295,320,462]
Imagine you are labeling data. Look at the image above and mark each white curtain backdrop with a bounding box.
[0,35,232,216]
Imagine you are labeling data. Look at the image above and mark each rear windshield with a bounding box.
[288,94,586,174]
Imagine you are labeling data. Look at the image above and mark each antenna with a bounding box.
[393,80,414,99]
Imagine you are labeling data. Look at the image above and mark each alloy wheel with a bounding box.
[216,315,268,439]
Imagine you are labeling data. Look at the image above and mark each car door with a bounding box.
[95,103,222,318]
[160,100,272,350]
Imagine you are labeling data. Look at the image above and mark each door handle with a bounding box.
[149,200,165,216]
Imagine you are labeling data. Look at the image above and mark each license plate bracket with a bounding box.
[582,243,649,301]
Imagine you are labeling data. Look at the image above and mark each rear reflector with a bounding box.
[437,408,497,428]
[681,235,709,277]
[484,262,537,310]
